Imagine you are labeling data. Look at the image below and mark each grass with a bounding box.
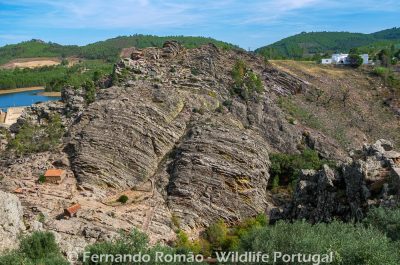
[277,96,322,130]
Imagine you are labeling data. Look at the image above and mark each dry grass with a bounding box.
[273,60,400,149]
[1,57,81,69]
[1,58,60,69]
[38,91,61,97]
[0,86,44,95]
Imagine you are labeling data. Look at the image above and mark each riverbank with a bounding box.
[0,86,44,95]
[37,91,62,97]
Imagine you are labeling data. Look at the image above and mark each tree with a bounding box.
[347,54,363,68]
[378,49,391,67]
[83,80,96,104]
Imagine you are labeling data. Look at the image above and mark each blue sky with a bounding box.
[0,0,399,49]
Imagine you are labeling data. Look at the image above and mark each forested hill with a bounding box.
[255,27,400,59]
[0,35,239,65]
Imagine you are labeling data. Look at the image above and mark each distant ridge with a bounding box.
[0,35,240,65]
[255,27,400,59]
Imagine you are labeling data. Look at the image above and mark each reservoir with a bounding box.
[0,89,61,111]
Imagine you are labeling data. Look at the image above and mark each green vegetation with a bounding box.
[117,195,129,204]
[38,174,46,184]
[256,27,400,59]
[277,97,322,129]
[0,231,68,265]
[8,114,64,156]
[347,53,363,68]
[0,35,239,92]
[82,229,187,265]
[0,60,112,90]
[241,220,400,265]
[175,215,267,256]
[0,36,239,65]
[269,148,333,189]
[363,207,400,241]
[231,60,263,100]
[175,208,400,264]
[2,207,400,264]
[0,40,79,65]
[373,67,400,90]
[83,80,96,104]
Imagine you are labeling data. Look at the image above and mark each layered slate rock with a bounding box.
[60,42,351,234]
[0,190,25,252]
[166,117,270,228]
[67,82,188,190]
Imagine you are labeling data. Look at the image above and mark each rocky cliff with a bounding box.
[0,42,398,253]
[277,139,400,223]
[0,190,25,252]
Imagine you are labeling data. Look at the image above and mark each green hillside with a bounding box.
[0,40,80,65]
[256,27,400,59]
[0,35,239,65]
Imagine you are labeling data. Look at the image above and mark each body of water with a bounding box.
[0,89,61,111]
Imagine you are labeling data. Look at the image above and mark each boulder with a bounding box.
[283,140,400,223]
[0,190,25,253]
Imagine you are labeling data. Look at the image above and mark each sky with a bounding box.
[0,0,399,49]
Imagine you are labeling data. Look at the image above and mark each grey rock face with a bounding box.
[62,86,86,113]
[282,140,400,223]
[0,190,25,253]
[0,42,359,250]
[65,42,348,231]
[67,84,188,190]
[166,118,270,228]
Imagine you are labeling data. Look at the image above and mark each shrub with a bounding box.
[363,207,400,241]
[117,195,129,204]
[0,231,68,265]
[269,148,332,187]
[38,174,46,184]
[231,60,263,100]
[240,220,400,265]
[20,231,59,260]
[373,67,400,89]
[222,99,232,108]
[373,66,391,77]
[347,54,363,68]
[83,80,96,104]
[83,229,186,265]
[205,220,228,250]
[8,114,64,156]
[38,213,46,223]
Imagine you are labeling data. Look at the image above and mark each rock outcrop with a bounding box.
[0,41,385,252]
[164,117,270,228]
[0,190,25,253]
[280,139,400,223]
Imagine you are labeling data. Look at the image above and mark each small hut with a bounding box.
[44,169,66,184]
[64,203,81,218]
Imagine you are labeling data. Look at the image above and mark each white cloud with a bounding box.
[2,0,328,29]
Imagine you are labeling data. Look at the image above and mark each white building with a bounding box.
[332,53,349,64]
[360,54,369,64]
[321,58,332,64]
[321,53,369,65]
